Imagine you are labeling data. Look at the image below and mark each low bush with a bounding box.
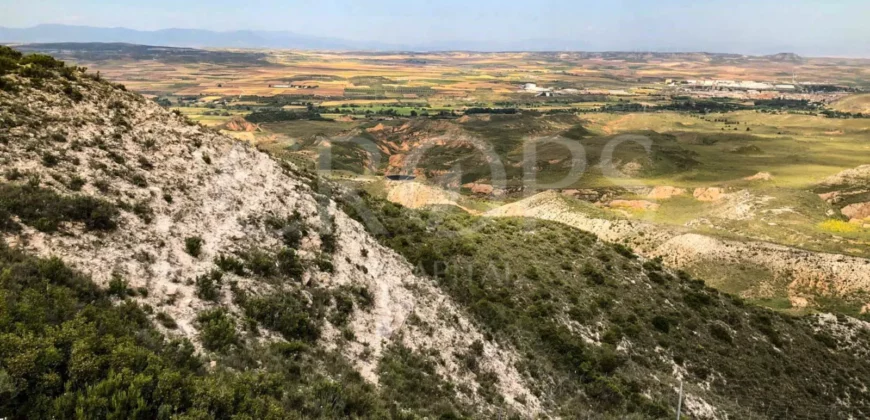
[62,84,83,102]
[41,152,59,167]
[321,231,337,254]
[277,248,304,279]
[613,243,636,259]
[156,312,178,329]
[239,290,321,342]
[214,254,246,275]
[107,274,130,297]
[20,53,65,69]
[0,183,119,232]
[196,308,238,352]
[709,323,733,344]
[195,270,223,301]
[67,176,86,191]
[377,344,469,418]
[184,236,204,257]
[243,249,276,277]
[651,315,674,333]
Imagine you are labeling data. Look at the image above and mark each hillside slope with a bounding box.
[831,93,870,115]
[485,191,870,311]
[341,191,870,419]
[3,46,870,419]
[0,46,538,418]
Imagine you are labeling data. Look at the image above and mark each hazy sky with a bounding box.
[2,0,868,55]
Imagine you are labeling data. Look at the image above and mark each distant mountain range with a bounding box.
[0,24,396,50]
[0,24,850,56]
[0,24,712,53]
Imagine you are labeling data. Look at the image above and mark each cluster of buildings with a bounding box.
[519,83,583,97]
[674,79,796,91]
[270,84,319,89]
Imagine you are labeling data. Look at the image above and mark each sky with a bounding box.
[2,0,868,55]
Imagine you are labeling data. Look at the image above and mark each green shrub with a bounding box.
[709,323,733,344]
[106,150,125,164]
[41,152,59,167]
[0,77,14,92]
[93,178,111,193]
[20,53,65,69]
[243,250,276,277]
[321,231,337,254]
[130,173,148,187]
[107,274,130,297]
[351,285,374,310]
[132,200,153,223]
[59,65,77,80]
[642,258,664,272]
[277,248,304,279]
[215,254,246,275]
[814,332,838,349]
[62,84,83,102]
[18,65,51,79]
[272,340,308,358]
[185,236,204,258]
[266,213,308,248]
[0,46,23,61]
[317,254,334,273]
[377,344,469,417]
[613,243,636,259]
[240,290,320,342]
[67,176,86,191]
[0,56,19,75]
[0,245,205,419]
[196,308,237,352]
[156,312,178,329]
[582,263,605,285]
[4,168,23,181]
[195,270,223,301]
[651,315,673,333]
[0,183,119,232]
[684,290,715,310]
[647,271,667,284]
[331,291,355,326]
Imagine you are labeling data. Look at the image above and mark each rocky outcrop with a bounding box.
[224,115,259,132]
[694,187,728,202]
[819,165,870,188]
[647,186,687,199]
[842,202,870,222]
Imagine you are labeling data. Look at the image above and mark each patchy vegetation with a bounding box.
[0,183,119,232]
[340,190,870,418]
[0,244,410,419]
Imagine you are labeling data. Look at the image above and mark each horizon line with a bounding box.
[2,24,869,59]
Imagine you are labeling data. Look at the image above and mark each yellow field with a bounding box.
[832,93,870,114]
